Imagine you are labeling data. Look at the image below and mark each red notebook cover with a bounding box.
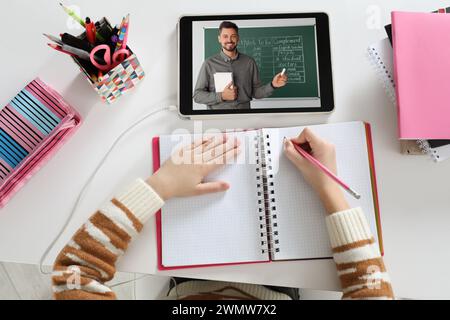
[364,123,384,255]
[152,124,383,270]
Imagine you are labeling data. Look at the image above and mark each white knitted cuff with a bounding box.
[325,207,373,249]
[115,179,164,224]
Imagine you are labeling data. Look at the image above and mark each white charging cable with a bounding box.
[39,104,177,275]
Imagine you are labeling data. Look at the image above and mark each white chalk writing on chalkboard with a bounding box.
[239,36,305,84]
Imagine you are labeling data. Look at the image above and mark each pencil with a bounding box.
[287,137,361,200]
[59,3,105,42]
[43,33,63,46]
[59,3,85,27]
[47,43,77,58]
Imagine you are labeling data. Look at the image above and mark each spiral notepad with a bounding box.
[0,78,81,207]
[153,122,382,270]
[367,38,450,162]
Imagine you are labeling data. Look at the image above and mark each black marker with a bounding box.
[60,33,93,52]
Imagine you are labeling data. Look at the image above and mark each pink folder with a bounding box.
[392,11,450,139]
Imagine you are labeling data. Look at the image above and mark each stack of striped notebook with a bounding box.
[0,78,82,207]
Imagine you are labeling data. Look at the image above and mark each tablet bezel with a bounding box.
[178,12,334,117]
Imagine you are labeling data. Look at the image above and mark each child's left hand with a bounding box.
[146,134,241,200]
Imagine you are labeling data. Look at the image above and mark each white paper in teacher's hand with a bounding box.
[213,72,233,93]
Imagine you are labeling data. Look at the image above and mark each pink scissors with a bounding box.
[90,44,130,72]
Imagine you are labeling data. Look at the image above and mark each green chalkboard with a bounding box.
[204,25,319,99]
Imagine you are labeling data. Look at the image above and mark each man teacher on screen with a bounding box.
[193,21,288,110]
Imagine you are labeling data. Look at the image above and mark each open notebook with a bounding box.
[152,121,383,270]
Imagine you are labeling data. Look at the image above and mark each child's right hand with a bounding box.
[283,128,350,214]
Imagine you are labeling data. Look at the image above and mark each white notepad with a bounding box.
[213,72,233,93]
[157,122,382,269]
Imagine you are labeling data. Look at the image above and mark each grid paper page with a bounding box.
[264,122,379,261]
[159,131,269,267]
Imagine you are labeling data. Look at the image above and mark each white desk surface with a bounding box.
[1,0,450,300]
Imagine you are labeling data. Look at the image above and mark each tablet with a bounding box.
[178,12,334,118]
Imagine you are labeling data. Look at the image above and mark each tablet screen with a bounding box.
[179,13,334,116]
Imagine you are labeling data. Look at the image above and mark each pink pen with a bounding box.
[288,138,361,200]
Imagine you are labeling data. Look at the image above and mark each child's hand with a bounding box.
[147,134,240,200]
[283,128,349,214]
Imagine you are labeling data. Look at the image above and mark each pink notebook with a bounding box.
[392,11,450,139]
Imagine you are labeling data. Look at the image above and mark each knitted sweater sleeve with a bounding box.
[52,179,394,300]
[52,179,164,300]
[326,208,394,299]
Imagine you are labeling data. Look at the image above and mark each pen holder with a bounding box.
[90,53,145,104]
[71,18,145,104]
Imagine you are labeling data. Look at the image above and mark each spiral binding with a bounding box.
[367,45,397,106]
[254,131,280,258]
[417,140,440,162]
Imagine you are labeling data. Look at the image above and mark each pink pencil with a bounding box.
[289,138,361,200]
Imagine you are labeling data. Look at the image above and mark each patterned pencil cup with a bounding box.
[71,18,145,104]
[92,54,145,104]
